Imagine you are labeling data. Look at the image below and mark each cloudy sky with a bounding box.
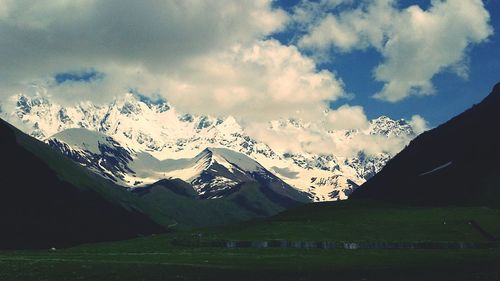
[0,0,498,130]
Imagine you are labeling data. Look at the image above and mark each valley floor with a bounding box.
[1,247,499,281]
[1,202,500,281]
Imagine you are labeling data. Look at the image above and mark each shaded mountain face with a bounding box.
[353,83,500,207]
[0,119,165,249]
[47,129,310,202]
[167,147,310,201]
[0,93,417,201]
[48,128,135,183]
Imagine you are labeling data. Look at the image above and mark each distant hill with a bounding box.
[133,179,304,228]
[0,119,165,249]
[352,83,500,207]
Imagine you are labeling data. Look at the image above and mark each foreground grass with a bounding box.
[1,203,499,280]
[1,247,500,281]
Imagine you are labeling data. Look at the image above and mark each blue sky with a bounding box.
[55,69,104,85]
[274,0,500,126]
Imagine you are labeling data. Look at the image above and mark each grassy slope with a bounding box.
[133,182,287,229]
[192,200,500,242]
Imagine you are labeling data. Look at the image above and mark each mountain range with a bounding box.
[0,93,418,201]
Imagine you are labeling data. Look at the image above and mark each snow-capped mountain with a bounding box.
[47,129,307,200]
[47,128,137,184]
[1,93,417,201]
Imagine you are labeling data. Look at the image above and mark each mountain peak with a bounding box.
[369,116,414,137]
[51,128,124,154]
[195,147,262,173]
[493,82,500,93]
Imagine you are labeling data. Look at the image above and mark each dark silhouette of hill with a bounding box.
[353,82,500,207]
[0,119,165,249]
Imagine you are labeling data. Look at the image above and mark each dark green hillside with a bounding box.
[353,82,500,206]
[163,200,500,245]
[0,119,165,249]
[134,180,302,229]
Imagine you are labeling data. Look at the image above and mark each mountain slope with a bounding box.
[0,119,165,249]
[353,83,500,206]
[162,147,310,201]
[132,179,304,228]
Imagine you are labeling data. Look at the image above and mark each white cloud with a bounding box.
[0,0,12,18]
[297,0,493,102]
[408,114,429,135]
[164,40,346,121]
[247,120,413,158]
[326,104,369,130]
[0,0,287,91]
[0,0,350,124]
[246,121,333,155]
[246,105,427,158]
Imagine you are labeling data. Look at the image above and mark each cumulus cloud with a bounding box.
[0,0,286,91]
[408,114,429,134]
[297,0,493,102]
[326,104,369,130]
[0,0,350,123]
[246,105,428,158]
[246,121,333,155]
[247,119,413,158]
[164,40,346,121]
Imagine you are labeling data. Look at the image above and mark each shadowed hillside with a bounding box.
[0,119,166,249]
[353,83,500,206]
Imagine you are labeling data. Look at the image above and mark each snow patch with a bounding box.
[419,161,453,176]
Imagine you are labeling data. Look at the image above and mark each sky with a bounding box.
[0,0,498,130]
[273,0,500,126]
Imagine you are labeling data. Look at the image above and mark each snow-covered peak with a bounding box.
[368,116,414,137]
[203,147,263,172]
[51,128,126,154]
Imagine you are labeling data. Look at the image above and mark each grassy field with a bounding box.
[1,247,499,281]
[1,201,500,281]
[175,200,500,243]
